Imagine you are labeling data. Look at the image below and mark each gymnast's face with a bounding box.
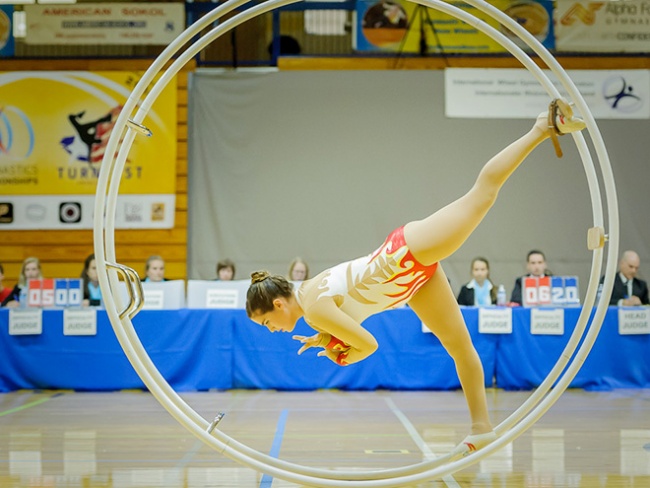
[252,297,297,333]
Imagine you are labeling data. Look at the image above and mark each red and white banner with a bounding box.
[24,3,184,45]
[555,0,650,52]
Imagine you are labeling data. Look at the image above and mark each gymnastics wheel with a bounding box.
[93,1,619,486]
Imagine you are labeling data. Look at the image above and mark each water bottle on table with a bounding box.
[19,287,28,309]
[497,285,507,306]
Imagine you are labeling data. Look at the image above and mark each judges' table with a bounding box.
[1,307,648,392]
[0,309,233,392]
[497,307,650,391]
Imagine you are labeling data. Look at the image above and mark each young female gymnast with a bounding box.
[246,100,586,459]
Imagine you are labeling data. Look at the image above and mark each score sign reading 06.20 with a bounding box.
[27,279,83,308]
[523,276,580,307]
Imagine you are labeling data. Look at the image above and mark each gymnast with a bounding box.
[246,99,586,459]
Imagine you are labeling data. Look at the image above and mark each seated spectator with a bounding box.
[144,255,167,282]
[1,257,43,308]
[603,250,649,306]
[216,259,236,281]
[457,257,496,306]
[288,257,309,281]
[0,263,11,303]
[510,249,550,305]
[81,254,102,307]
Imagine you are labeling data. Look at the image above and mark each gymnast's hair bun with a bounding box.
[250,270,271,284]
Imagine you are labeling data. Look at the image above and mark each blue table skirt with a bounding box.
[1,307,647,392]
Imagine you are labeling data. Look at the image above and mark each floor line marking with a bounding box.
[175,439,205,469]
[0,392,63,417]
[384,397,461,488]
[259,409,289,488]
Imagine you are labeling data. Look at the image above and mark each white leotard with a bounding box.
[297,226,438,324]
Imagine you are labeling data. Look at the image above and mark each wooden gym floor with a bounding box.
[1,388,649,487]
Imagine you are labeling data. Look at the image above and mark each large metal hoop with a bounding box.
[94,0,619,485]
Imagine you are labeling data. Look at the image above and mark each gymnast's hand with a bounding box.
[293,333,330,355]
[317,348,349,366]
[317,349,338,362]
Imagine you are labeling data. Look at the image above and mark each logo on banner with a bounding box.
[60,107,121,165]
[0,106,36,160]
[0,202,13,223]
[560,2,604,25]
[25,203,46,222]
[360,1,408,48]
[602,76,643,114]
[59,201,82,223]
[0,8,10,51]
[151,202,165,221]
[124,202,144,223]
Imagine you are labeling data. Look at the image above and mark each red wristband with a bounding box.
[326,336,350,352]
[335,352,349,366]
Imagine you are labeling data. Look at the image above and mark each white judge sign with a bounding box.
[142,289,165,310]
[63,308,97,336]
[479,308,512,334]
[206,289,239,309]
[9,309,43,335]
[530,308,564,335]
[618,308,650,335]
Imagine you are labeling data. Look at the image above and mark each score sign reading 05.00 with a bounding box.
[27,279,83,308]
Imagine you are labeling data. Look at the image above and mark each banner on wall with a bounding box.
[23,3,184,45]
[445,68,650,119]
[0,5,14,57]
[555,0,650,52]
[353,0,554,54]
[0,71,177,229]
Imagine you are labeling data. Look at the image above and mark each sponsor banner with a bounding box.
[354,0,554,54]
[530,308,564,335]
[445,68,650,119]
[0,194,175,230]
[556,0,650,53]
[0,71,176,229]
[479,307,513,334]
[23,3,185,46]
[0,6,14,57]
[618,307,650,335]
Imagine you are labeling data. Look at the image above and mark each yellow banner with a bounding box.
[0,71,176,195]
[356,0,554,53]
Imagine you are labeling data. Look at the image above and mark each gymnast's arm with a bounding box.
[304,296,378,365]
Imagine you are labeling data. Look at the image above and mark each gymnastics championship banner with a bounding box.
[555,0,650,53]
[353,0,554,54]
[0,71,177,230]
[22,3,185,46]
[445,68,650,119]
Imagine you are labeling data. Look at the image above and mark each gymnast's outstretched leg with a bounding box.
[404,103,585,266]
[408,266,491,434]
